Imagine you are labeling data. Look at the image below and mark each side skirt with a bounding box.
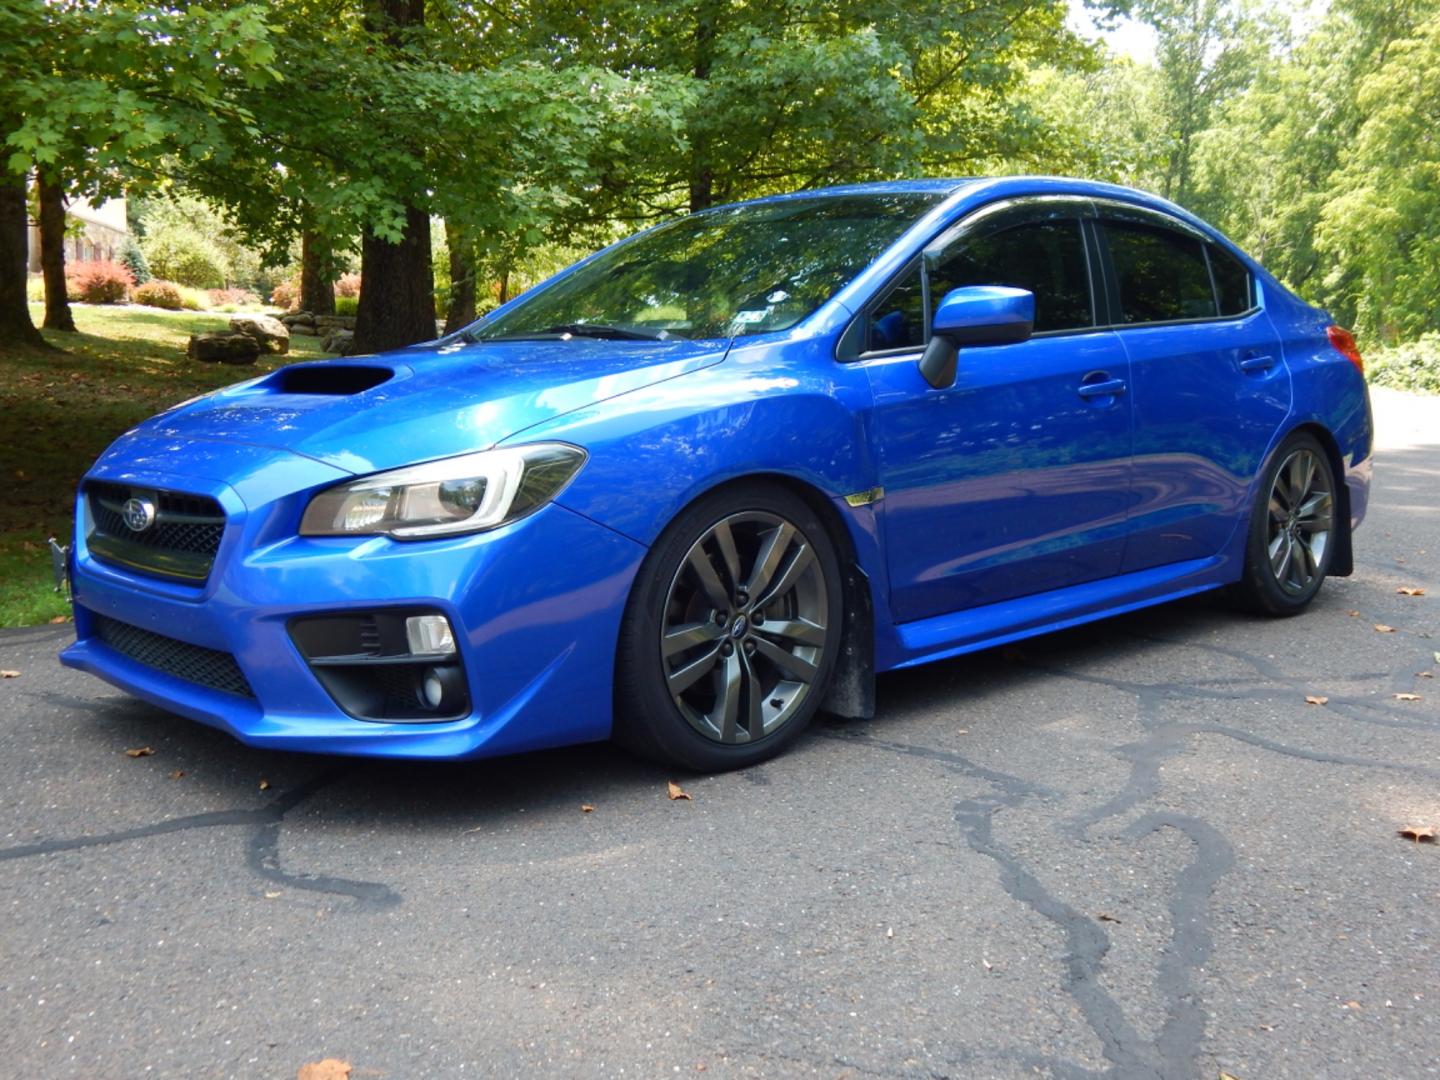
[877,555,1232,673]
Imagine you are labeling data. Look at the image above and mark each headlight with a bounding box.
[299,443,586,539]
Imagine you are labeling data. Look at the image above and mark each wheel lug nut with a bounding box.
[721,641,734,656]
[743,640,755,654]
[714,611,727,625]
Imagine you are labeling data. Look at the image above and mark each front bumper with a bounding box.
[60,437,646,759]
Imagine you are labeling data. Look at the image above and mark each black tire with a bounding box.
[1234,432,1337,616]
[614,482,844,772]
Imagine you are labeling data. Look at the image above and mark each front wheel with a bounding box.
[614,484,844,772]
[1235,433,1337,616]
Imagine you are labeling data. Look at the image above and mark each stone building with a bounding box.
[26,195,129,270]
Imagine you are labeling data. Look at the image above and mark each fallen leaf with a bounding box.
[1394,693,1422,702]
[1398,824,1436,843]
[1397,587,1426,597]
[15,468,27,480]
[265,890,283,899]
[297,1061,351,1080]
[1304,695,1329,706]
[1346,610,1361,617]
[169,769,185,780]
[1419,671,1434,679]
[1373,624,1397,633]
[258,778,271,791]
[0,670,19,679]
[1434,651,1440,664]
[1097,912,1122,923]
[1257,1023,1275,1032]
[580,804,595,813]
[667,780,692,801]
[48,615,68,624]
[1220,1073,1243,1080]
[124,746,154,758]
[1343,1000,1362,1010]
[957,728,970,735]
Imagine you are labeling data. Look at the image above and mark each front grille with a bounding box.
[86,482,225,582]
[93,613,254,698]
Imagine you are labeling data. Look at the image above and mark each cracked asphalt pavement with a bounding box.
[2,390,1437,1080]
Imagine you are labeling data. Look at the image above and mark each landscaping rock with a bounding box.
[321,328,356,356]
[283,311,316,327]
[290,324,320,336]
[315,315,357,330]
[229,314,290,355]
[188,332,262,365]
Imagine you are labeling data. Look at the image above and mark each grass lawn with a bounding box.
[0,303,332,627]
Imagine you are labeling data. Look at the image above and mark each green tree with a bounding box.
[1316,10,1440,341]
[0,0,278,345]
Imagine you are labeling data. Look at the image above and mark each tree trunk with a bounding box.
[353,206,435,353]
[688,12,715,213]
[498,267,509,306]
[0,158,47,349]
[353,0,432,353]
[38,172,75,332]
[443,219,475,334]
[299,229,336,316]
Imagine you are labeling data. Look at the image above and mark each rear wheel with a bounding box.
[614,484,843,771]
[1235,432,1336,616]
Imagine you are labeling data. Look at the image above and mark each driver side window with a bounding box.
[863,216,1094,353]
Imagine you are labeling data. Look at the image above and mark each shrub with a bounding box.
[65,260,133,304]
[334,272,362,298]
[142,224,228,289]
[1367,333,1440,395]
[118,236,151,285]
[26,274,45,302]
[208,287,260,308]
[176,285,209,311]
[132,280,185,310]
[270,277,299,311]
[334,295,358,317]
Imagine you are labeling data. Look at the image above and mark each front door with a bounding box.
[860,204,1135,624]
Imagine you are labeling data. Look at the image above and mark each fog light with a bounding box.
[419,667,446,710]
[405,614,455,656]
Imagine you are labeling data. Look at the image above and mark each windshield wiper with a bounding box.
[488,323,673,342]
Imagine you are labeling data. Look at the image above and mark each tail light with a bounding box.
[1326,325,1364,375]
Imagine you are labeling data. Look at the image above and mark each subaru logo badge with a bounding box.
[121,496,157,533]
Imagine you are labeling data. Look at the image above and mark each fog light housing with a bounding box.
[406,614,455,657]
[289,608,470,723]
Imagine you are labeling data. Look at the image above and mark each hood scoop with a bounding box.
[264,364,394,396]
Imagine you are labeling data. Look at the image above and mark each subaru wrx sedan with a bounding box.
[60,177,1372,771]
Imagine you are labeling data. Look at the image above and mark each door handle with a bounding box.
[1240,353,1276,373]
[1078,378,1127,398]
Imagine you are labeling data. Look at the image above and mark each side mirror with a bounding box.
[919,285,1035,389]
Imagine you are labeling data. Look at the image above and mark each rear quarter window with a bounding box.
[1209,245,1255,315]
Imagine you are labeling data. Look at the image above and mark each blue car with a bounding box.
[59,177,1373,771]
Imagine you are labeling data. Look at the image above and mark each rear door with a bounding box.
[1092,205,1292,572]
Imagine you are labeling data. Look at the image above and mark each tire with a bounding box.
[1234,432,1337,616]
[614,482,845,772]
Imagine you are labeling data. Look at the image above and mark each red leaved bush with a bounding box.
[66,260,133,304]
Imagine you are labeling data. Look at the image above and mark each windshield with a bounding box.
[469,192,944,342]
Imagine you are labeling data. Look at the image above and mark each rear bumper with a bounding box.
[62,472,646,759]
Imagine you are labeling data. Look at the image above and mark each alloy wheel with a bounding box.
[1266,448,1333,595]
[660,511,829,744]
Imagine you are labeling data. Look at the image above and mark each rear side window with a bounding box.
[932,220,1093,333]
[1104,221,1216,323]
[1209,245,1254,315]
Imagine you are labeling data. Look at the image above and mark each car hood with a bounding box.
[139,336,728,475]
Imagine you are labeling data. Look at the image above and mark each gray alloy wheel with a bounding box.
[660,511,829,745]
[1265,446,1334,595]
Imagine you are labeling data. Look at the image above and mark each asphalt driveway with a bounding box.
[2,390,1436,1080]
